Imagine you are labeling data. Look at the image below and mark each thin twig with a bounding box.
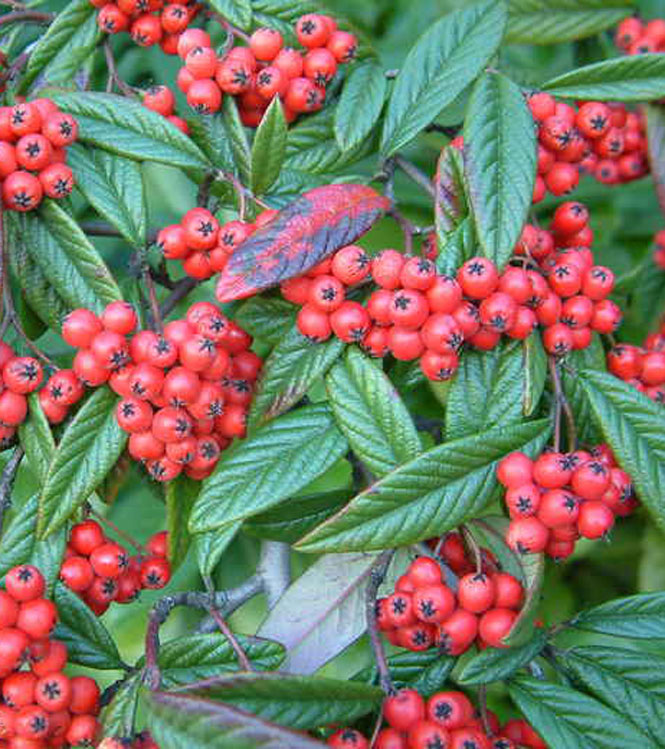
[197,172,215,209]
[215,170,270,217]
[206,605,254,671]
[202,9,250,42]
[0,9,52,26]
[196,575,264,633]
[79,220,158,245]
[103,40,137,98]
[460,524,483,576]
[366,550,395,695]
[159,277,197,318]
[143,264,163,333]
[0,446,23,537]
[89,507,145,555]
[548,356,577,452]
[0,51,29,86]
[394,155,435,198]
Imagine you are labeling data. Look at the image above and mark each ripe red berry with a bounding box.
[497,452,533,488]
[457,573,496,614]
[2,670,36,708]
[478,607,517,648]
[372,249,405,290]
[436,609,478,656]
[187,79,223,114]
[69,675,100,715]
[3,170,43,211]
[412,584,456,624]
[308,274,345,312]
[89,542,129,579]
[284,77,325,113]
[506,517,549,554]
[102,301,137,335]
[577,500,615,539]
[303,47,338,87]
[140,556,171,589]
[571,460,611,500]
[426,691,474,730]
[420,350,459,381]
[327,30,357,62]
[537,488,580,527]
[331,245,370,285]
[3,357,43,394]
[35,672,72,713]
[295,13,331,48]
[330,301,370,343]
[15,133,52,171]
[69,520,105,556]
[297,304,332,341]
[457,257,499,299]
[17,598,58,639]
[5,565,45,602]
[59,556,95,593]
[383,689,426,733]
[492,572,524,610]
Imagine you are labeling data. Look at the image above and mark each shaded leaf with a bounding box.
[166,475,199,573]
[209,0,251,29]
[570,591,665,639]
[354,650,455,697]
[0,495,41,583]
[233,296,296,344]
[194,525,239,583]
[523,334,548,417]
[459,627,547,684]
[186,113,236,173]
[436,216,476,277]
[561,339,605,445]
[215,184,390,302]
[334,62,387,152]
[251,97,287,195]
[223,96,251,184]
[435,144,467,237]
[380,0,506,155]
[19,393,55,484]
[101,675,142,739]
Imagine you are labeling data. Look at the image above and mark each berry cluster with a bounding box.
[499,445,638,560]
[607,318,665,404]
[38,367,87,427]
[62,300,261,481]
[59,521,170,616]
[653,229,665,270]
[0,565,102,747]
[156,206,260,280]
[327,689,546,749]
[91,0,198,52]
[0,342,44,449]
[141,85,189,134]
[376,550,524,656]
[529,93,648,200]
[615,16,665,54]
[174,16,357,124]
[0,99,77,212]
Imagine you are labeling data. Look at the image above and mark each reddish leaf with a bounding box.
[215,184,391,302]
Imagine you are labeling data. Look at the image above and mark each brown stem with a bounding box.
[366,550,395,695]
[88,508,145,555]
[206,605,254,671]
[0,446,23,537]
[103,40,137,98]
[0,51,29,86]
[215,170,270,217]
[203,9,250,43]
[460,524,483,576]
[79,220,158,245]
[548,356,577,452]
[394,155,435,198]
[390,208,415,255]
[159,277,197,318]
[0,9,52,26]
[143,266,163,333]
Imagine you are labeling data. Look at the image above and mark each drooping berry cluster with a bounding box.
[328,689,547,749]
[59,521,170,616]
[499,445,638,561]
[62,300,261,481]
[156,206,260,280]
[141,85,190,134]
[0,565,102,747]
[174,16,357,124]
[0,99,77,212]
[376,550,525,657]
[615,16,665,54]
[528,93,648,200]
[607,318,665,404]
[0,343,45,448]
[91,0,198,52]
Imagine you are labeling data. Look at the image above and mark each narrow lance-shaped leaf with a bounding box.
[250,96,287,195]
[166,475,199,573]
[380,0,507,155]
[464,72,536,269]
[215,184,390,302]
[435,144,467,237]
[543,54,665,101]
[222,96,251,183]
[459,627,547,685]
[296,420,551,553]
[326,347,421,477]
[233,297,296,345]
[101,675,142,739]
[189,404,348,533]
[334,62,387,152]
[524,334,548,417]
[207,0,252,29]
[570,591,665,639]
[354,650,455,697]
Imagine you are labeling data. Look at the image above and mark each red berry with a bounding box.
[506,517,549,554]
[16,598,58,639]
[492,572,524,610]
[59,556,95,593]
[5,565,45,602]
[412,584,456,624]
[89,542,129,579]
[295,14,331,48]
[497,452,533,488]
[457,573,496,614]
[330,301,370,343]
[69,520,105,556]
[383,689,426,733]
[577,500,615,539]
[478,607,517,647]
[327,30,357,62]
[426,691,474,730]
[331,245,370,285]
[457,257,499,299]
[436,609,478,655]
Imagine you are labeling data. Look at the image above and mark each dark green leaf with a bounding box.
[38,388,128,538]
[54,583,125,669]
[189,405,348,533]
[561,339,605,444]
[354,650,455,697]
[326,347,421,476]
[249,325,344,427]
[233,296,296,344]
[464,72,536,269]
[251,97,287,194]
[223,96,251,184]
[19,394,55,484]
[50,91,209,168]
[508,675,658,748]
[194,525,239,583]
[435,144,467,238]
[445,340,526,440]
[557,645,665,744]
[208,0,251,29]
[506,0,632,45]
[18,201,121,314]
[182,673,381,730]
[647,104,665,217]
[570,591,665,639]
[166,475,199,573]
[296,420,551,553]
[158,633,285,689]
[244,489,351,543]
[380,0,506,155]
[68,144,146,247]
[459,627,547,684]
[101,675,142,739]
[0,495,40,582]
[334,62,386,152]
[523,334,548,417]
[145,690,325,749]
[543,54,665,101]
[436,216,476,277]
[22,0,100,90]
[186,113,236,173]
[577,369,665,533]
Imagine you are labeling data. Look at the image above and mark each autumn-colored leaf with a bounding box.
[215,184,391,302]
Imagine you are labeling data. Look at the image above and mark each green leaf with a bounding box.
[557,645,665,744]
[19,394,55,484]
[67,144,146,247]
[38,388,128,539]
[436,216,476,277]
[445,340,526,440]
[158,633,285,689]
[18,201,121,315]
[647,104,665,217]
[186,113,236,173]
[543,54,665,101]
[334,62,386,152]
[523,334,548,417]
[561,339,605,445]
[459,627,547,685]
[0,495,40,583]
[22,0,101,90]
[464,72,536,269]
[223,96,251,184]
[354,650,455,697]
[194,525,239,583]
[570,591,665,639]
[296,419,551,553]
[577,369,665,533]
[101,675,142,739]
[208,0,251,29]
[244,489,351,543]
[189,404,348,533]
[506,0,632,45]
[326,347,421,477]
[145,690,325,749]
[249,325,344,427]
[508,675,658,748]
[233,296,296,344]
[53,583,125,669]
[182,673,381,730]
[250,97,287,195]
[50,91,209,169]
[166,476,199,573]
[380,0,507,155]
[435,144,468,238]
